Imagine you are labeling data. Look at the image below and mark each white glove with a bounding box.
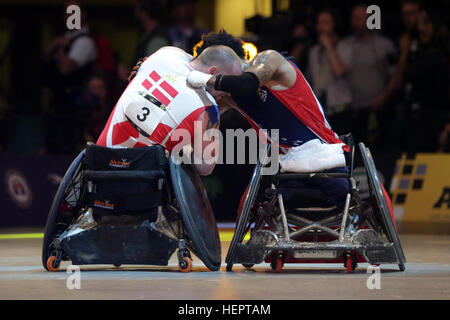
[187,70,213,88]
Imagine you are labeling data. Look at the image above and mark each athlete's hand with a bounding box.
[128,57,147,82]
[187,70,214,88]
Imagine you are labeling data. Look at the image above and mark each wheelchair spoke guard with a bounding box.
[169,158,221,271]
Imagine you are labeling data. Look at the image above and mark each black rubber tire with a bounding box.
[170,159,221,271]
[42,149,85,270]
[225,146,268,267]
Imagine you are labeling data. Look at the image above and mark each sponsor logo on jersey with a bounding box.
[165,74,179,83]
[257,88,268,102]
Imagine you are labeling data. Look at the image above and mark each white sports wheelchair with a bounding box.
[225,135,406,273]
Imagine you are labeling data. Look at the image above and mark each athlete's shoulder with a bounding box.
[153,46,193,60]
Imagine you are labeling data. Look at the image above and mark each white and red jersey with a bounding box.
[97,47,218,151]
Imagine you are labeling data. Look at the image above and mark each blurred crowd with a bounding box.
[40,0,206,154]
[285,0,450,154]
[0,0,449,155]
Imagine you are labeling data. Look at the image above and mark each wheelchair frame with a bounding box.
[42,145,221,273]
[225,142,406,273]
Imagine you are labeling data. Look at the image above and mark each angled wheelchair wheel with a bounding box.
[359,143,406,271]
[42,149,86,270]
[225,145,269,270]
[169,159,222,272]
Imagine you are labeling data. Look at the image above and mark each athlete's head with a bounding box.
[193,30,246,59]
[190,45,243,100]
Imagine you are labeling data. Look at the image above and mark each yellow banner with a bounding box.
[390,154,450,224]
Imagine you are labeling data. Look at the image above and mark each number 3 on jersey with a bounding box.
[124,93,166,137]
[137,107,150,122]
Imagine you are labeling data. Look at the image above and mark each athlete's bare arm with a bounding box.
[240,50,297,89]
[188,50,297,94]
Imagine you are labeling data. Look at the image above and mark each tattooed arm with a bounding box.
[188,50,297,95]
[202,50,297,93]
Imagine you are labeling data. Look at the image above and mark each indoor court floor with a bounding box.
[0,231,449,300]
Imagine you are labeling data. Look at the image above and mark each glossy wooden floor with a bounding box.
[0,233,449,299]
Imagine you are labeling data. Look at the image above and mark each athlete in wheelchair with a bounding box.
[188,46,406,273]
[42,45,243,273]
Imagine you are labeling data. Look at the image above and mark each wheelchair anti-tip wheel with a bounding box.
[46,256,61,272]
[344,253,357,274]
[270,253,285,273]
[177,248,193,272]
[178,257,193,273]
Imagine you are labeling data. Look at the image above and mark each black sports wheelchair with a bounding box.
[225,135,406,273]
[42,143,221,273]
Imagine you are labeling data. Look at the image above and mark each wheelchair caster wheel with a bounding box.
[344,255,357,274]
[46,256,60,272]
[271,255,284,273]
[178,257,192,273]
[242,263,254,269]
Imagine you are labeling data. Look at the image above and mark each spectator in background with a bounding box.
[307,10,352,135]
[289,22,311,70]
[44,0,97,153]
[402,8,450,152]
[168,0,207,54]
[438,123,450,152]
[342,4,398,146]
[134,0,170,63]
[391,0,422,102]
[0,89,16,154]
[45,0,97,103]
[77,74,113,145]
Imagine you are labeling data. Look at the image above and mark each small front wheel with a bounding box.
[344,254,357,273]
[178,257,193,273]
[271,255,283,273]
[46,256,60,272]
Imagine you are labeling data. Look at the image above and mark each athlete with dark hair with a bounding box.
[193,29,246,59]
[188,47,351,209]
